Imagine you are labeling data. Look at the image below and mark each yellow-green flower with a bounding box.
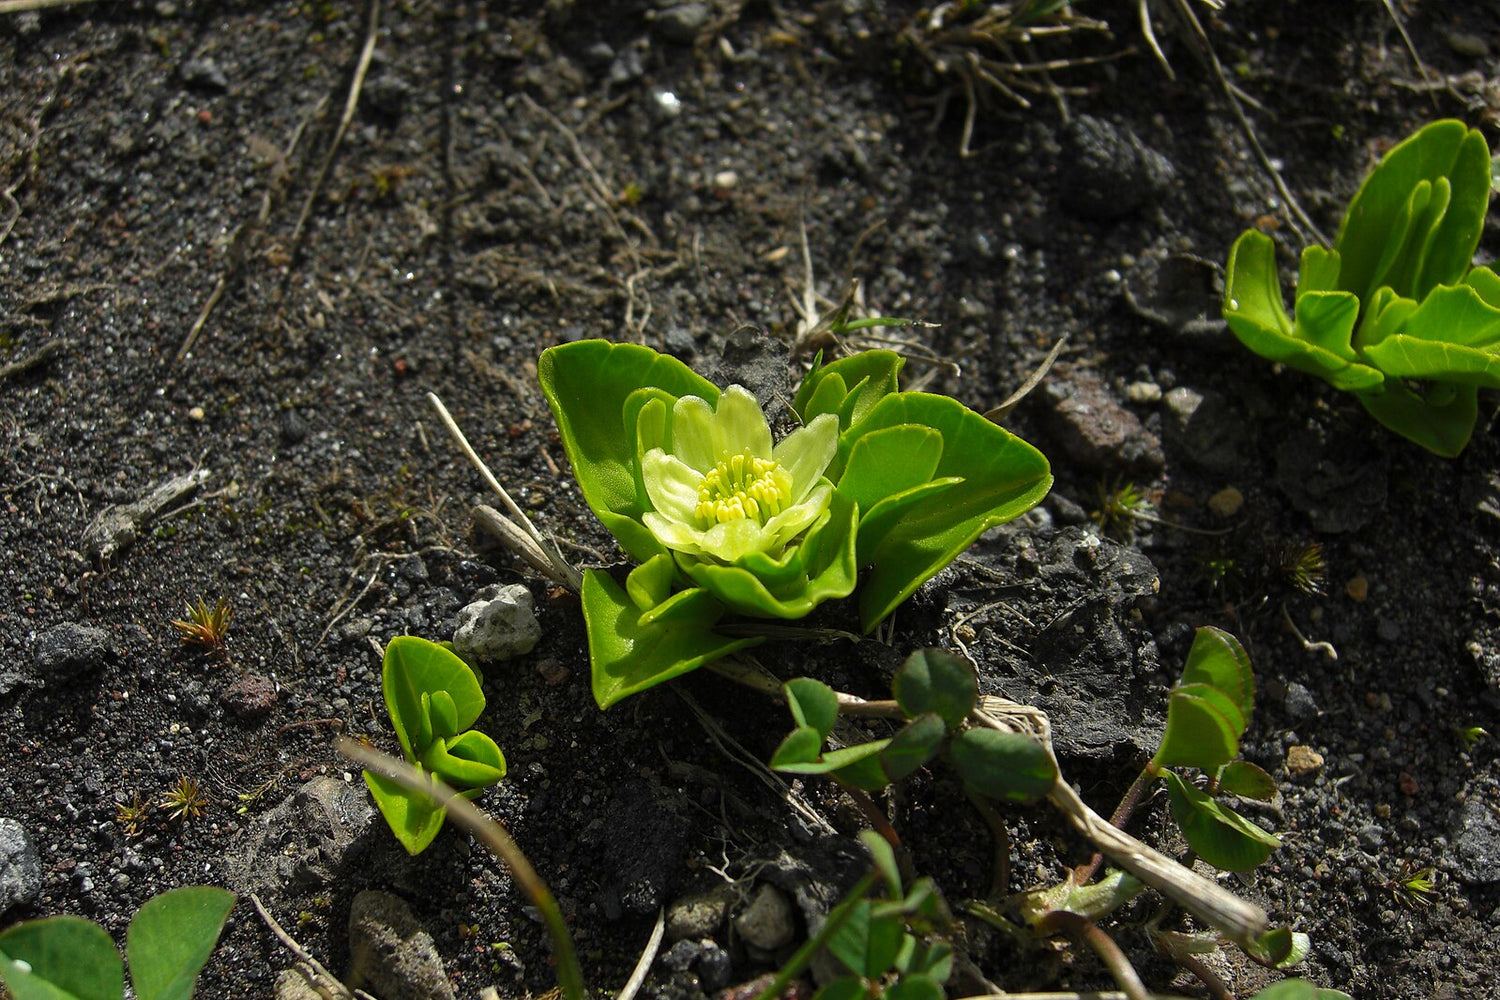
[641,386,839,563]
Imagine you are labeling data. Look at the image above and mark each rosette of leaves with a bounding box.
[1148,627,1281,872]
[538,342,1051,708]
[362,636,507,855]
[1224,119,1500,456]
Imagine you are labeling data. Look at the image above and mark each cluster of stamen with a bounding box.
[694,453,792,526]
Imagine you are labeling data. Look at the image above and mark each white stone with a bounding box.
[453,584,540,662]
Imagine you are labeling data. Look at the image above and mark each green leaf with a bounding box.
[830,742,896,791]
[835,425,944,514]
[1218,760,1278,801]
[581,569,759,709]
[538,340,718,555]
[1164,770,1281,872]
[858,830,903,899]
[423,729,507,790]
[892,648,977,730]
[363,768,446,856]
[949,728,1057,803]
[884,974,944,1000]
[784,677,840,737]
[826,901,904,978]
[793,350,904,437]
[770,725,827,770]
[0,917,124,1000]
[382,637,486,761]
[811,978,872,1000]
[1358,378,1479,457]
[1181,626,1254,724]
[624,553,677,611]
[901,940,953,981]
[1335,120,1490,303]
[879,713,947,783]
[840,393,1051,631]
[1246,981,1352,1000]
[1360,281,1500,387]
[1224,232,1385,391]
[1244,927,1303,967]
[1152,683,1244,772]
[126,888,235,1000]
[677,491,859,619]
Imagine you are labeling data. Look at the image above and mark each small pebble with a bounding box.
[1446,31,1490,58]
[1207,486,1244,518]
[187,406,205,421]
[1286,745,1324,779]
[1124,380,1161,404]
[712,170,738,190]
[1346,573,1369,602]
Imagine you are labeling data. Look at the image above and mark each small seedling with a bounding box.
[170,597,233,653]
[362,636,507,855]
[1224,120,1500,455]
[1090,479,1153,540]
[160,775,209,822]
[0,886,234,1000]
[115,793,150,838]
[1382,861,1437,909]
[1456,725,1489,751]
[1275,542,1327,596]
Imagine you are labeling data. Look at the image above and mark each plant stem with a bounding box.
[336,738,586,1000]
[1037,911,1151,1000]
[966,789,1012,899]
[751,872,879,1000]
[1075,764,1156,884]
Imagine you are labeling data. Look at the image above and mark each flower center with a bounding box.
[694,453,793,526]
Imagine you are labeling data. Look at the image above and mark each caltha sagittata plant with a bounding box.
[539,340,1052,708]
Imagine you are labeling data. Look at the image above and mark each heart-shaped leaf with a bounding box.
[892,648,977,730]
[1164,769,1280,872]
[879,712,947,783]
[949,728,1057,803]
[0,916,123,1000]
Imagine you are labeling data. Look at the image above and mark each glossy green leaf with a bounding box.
[127,887,234,1000]
[0,917,123,1000]
[835,425,944,515]
[1336,120,1490,303]
[362,768,446,855]
[1164,769,1280,872]
[840,393,1051,631]
[677,491,859,619]
[1218,760,1278,801]
[879,713,947,783]
[892,648,977,730]
[538,340,718,558]
[1360,281,1500,386]
[382,637,486,762]
[1224,232,1385,393]
[423,729,507,789]
[1153,683,1244,772]
[949,728,1057,803]
[826,900,904,978]
[792,350,904,438]
[1358,378,1479,457]
[624,553,677,611]
[1181,626,1254,723]
[581,569,759,709]
[785,677,840,736]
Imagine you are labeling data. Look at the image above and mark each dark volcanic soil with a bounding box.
[2,2,1499,998]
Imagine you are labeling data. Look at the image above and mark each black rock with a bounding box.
[1057,116,1176,221]
[33,623,116,683]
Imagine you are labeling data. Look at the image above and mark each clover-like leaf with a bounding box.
[0,916,123,1000]
[582,568,760,709]
[126,887,235,1000]
[383,637,487,761]
[1164,769,1280,872]
[826,901,905,978]
[1218,760,1278,802]
[1153,682,1244,772]
[892,648,977,730]
[784,676,840,737]
[883,975,944,1000]
[879,712,947,783]
[950,728,1057,803]
[839,392,1051,631]
[1180,626,1254,724]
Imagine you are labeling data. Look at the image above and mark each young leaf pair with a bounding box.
[1224,119,1500,456]
[1150,626,1281,872]
[771,648,1056,804]
[538,341,1052,708]
[0,887,234,1000]
[363,636,507,855]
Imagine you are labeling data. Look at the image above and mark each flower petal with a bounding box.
[642,512,708,558]
[764,480,834,550]
[700,518,771,563]
[640,449,702,524]
[671,395,718,472]
[713,385,773,461]
[774,413,839,502]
